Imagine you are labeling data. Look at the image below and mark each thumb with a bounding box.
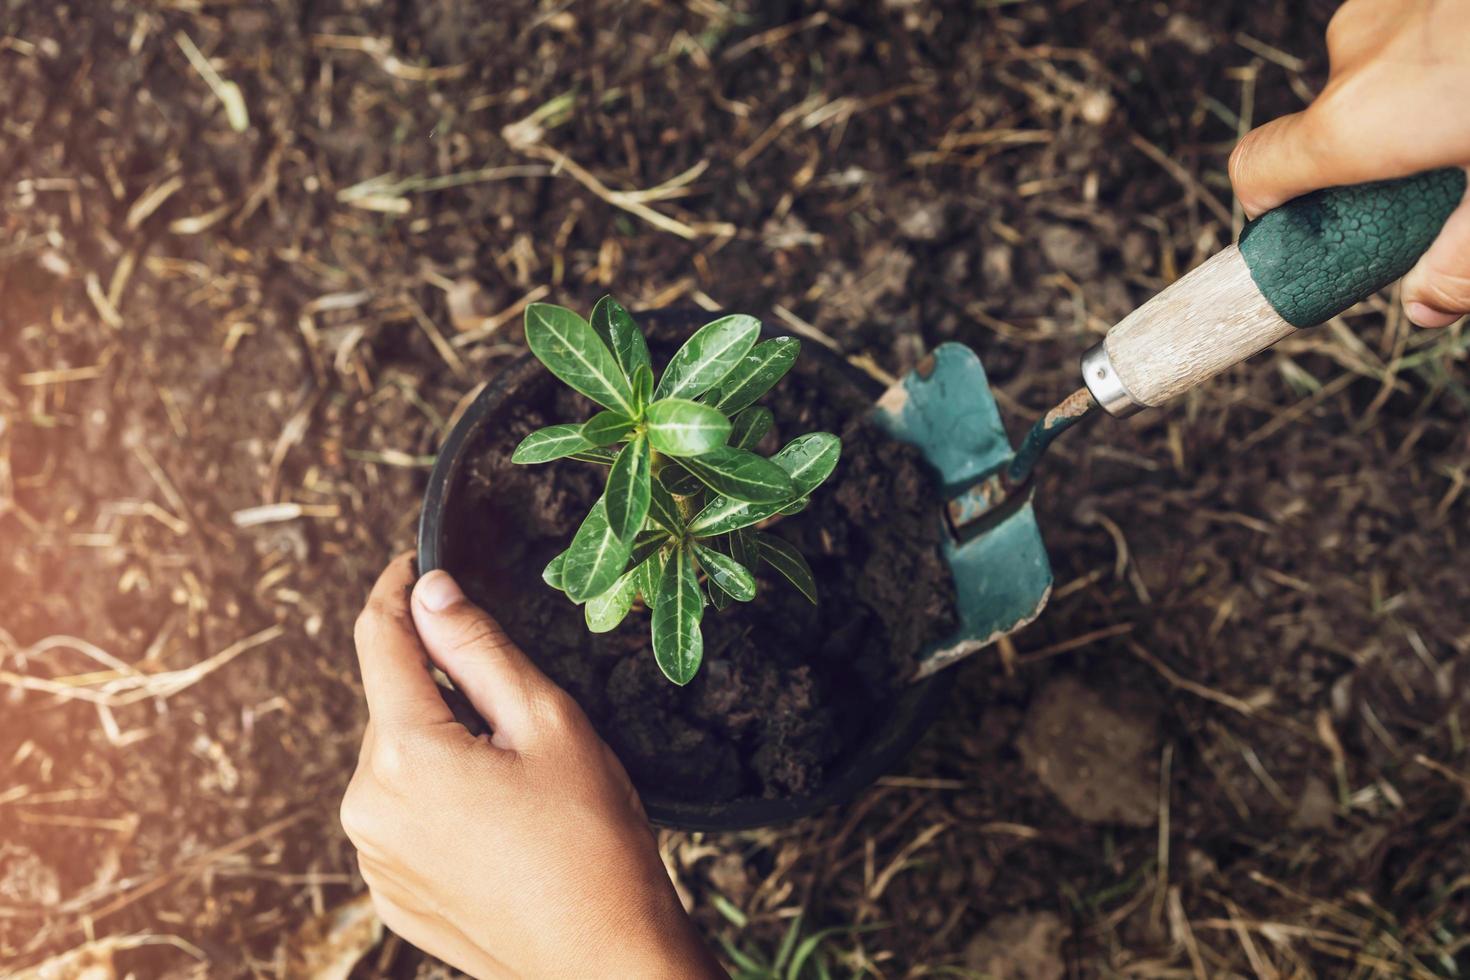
[1400,183,1470,327]
[411,569,552,749]
[1228,109,1339,219]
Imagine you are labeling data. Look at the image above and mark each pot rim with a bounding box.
[417,310,951,831]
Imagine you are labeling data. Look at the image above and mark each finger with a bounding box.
[1231,87,1470,220]
[1229,110,1327,219]
[411,570,553,748]
[1402,182,1470,327]
[354,553,455,730]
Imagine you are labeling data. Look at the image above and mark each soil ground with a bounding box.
[3,1,1468,977]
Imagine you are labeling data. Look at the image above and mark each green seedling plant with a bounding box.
[512,297,840,685]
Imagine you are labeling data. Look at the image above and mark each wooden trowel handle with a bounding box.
[1082,168,1467,416]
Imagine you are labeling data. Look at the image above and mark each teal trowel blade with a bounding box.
[871,343,1052,678]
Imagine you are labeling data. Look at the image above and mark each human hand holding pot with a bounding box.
[341,554,726,979]
[1229,0,1470,327]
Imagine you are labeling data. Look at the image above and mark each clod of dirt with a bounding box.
[1017,675,1159,827]
[962,911,1069,980]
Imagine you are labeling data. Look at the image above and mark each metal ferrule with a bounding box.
[1080,342,1144,418]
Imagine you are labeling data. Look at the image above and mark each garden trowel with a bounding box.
[873,167,1467,680]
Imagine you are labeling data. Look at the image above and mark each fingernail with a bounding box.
[415,570,464,612]
[1405,302,1459,328]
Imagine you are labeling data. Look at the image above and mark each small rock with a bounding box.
[1017,675,1159,827]
[963,911,1068,980]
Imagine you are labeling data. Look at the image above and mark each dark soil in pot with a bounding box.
[435,315,959,807]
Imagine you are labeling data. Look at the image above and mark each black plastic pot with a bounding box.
[417,309,950,831]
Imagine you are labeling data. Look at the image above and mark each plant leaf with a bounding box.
[652,545,704,685]
[658,463,704,497]
[542,550,567,590]
[631,363,653,411]
[634,550,664,603]
[581,410,636,446]
[756,532,817,603]
[652,314,760,401]
[778,496,809,515]
[523,303,635,415]
[631,530,670,569]
[687,434,841,535]
[773,432,842,496]
[604,296,652,380]
[706,337,800,414]
[647,478,685,534]
[687,498,779,538]
[605,435,652,543]
[570,446,620,465]
[708,578,733,612]
[585,568,638,633]
[730,527,757,570]
[679,446,794,503]
[561,498,632,602]
[729,406,774,451]
[587,295,617,351]
[644,398,732,456]
[693,542,756,602]
[512,424,594,464]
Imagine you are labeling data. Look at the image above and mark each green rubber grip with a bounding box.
[1238,167,1467,327]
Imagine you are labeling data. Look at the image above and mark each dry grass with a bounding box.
[2,0,1467,977]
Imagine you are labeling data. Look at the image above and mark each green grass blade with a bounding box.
[605,435,651,543]
[652,314,760,401]
[652,545,704,684]
[706,337,800,414]
[773,914,804,973]
[524,303,635,415]
[562,498,632,602]
[680,446,794,503]
[512,423,595,463]
[581,410,636,446]
[729,406,774,451]
[645,398,732,456]
[693,542,756,602]
[756,532,817,603]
